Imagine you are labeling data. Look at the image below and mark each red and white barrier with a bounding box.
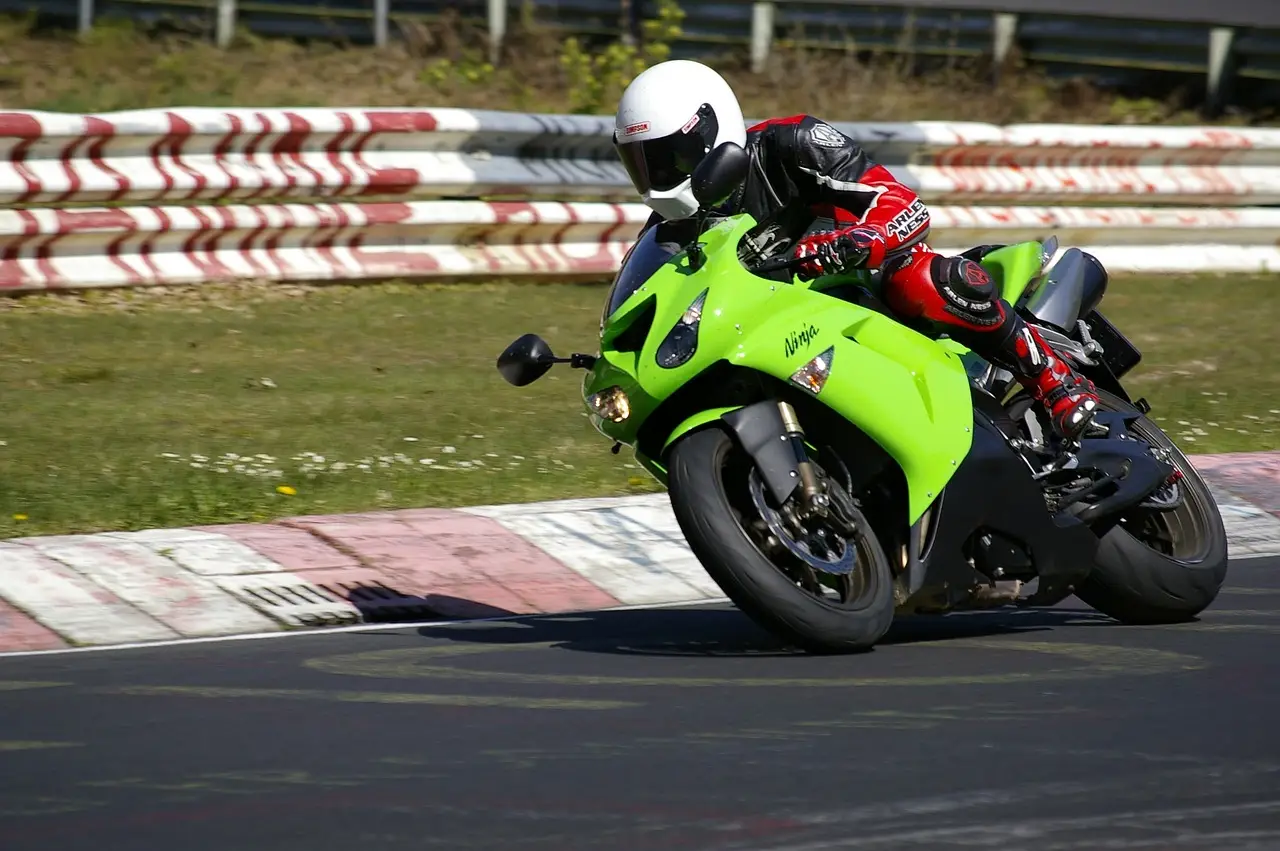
[0,107,629,205]
[2,106,1279,291]
[924,123,1280,204]
[5,108,1280,206]
[0,201,645,290]
[4,201,1277,291]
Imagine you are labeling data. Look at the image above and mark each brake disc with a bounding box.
[746,468,856,577]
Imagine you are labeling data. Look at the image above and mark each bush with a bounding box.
[559,0,684,114]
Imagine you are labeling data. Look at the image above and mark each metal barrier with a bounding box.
[0,200,646,290]
[2,105,1278,291]
[6,107,1280,205]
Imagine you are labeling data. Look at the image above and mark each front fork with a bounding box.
[721,398,847,532]
[778,401,830,518]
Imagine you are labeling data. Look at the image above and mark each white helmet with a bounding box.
[613,60,747,221]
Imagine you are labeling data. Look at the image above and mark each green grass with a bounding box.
[0,274,1276,539]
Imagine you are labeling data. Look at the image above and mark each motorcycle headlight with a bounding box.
[587,386,631,423]
[655,290,708,369]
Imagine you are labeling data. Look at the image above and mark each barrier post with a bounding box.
[78,0,93,34]
[992,12,1018,81]
[620,0,640,46]
[1207,27,1237,118]
[374,0,390,47]
[216,0,237,47]
[751,2,775,73]
[488,0,507,65]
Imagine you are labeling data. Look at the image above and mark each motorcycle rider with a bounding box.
[612,59,1100,441]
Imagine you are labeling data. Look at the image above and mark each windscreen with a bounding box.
[603,228,682,319]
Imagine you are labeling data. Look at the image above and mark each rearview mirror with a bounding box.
[691,142,750,210]
[497,333,556,386]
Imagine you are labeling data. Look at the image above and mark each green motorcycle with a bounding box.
[496,142,1228,653]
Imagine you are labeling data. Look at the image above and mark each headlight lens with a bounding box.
[587,386,631,423]
[655,290,708,369]
[789,346,835,395]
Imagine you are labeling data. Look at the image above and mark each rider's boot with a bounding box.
[996,320,1101,441]
[878,250,1100,441]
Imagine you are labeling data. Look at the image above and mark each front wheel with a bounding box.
[666,426,895,654]
[1073,389,1229,624]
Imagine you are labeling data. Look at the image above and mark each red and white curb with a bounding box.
[0,452,1277,654]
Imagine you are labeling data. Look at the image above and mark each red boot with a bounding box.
[875,250,1101,440]
[1007,323,1100,440]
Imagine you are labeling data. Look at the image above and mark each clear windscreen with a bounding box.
[602,228,682,319]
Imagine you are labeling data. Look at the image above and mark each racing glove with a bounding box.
[793,226,887,280]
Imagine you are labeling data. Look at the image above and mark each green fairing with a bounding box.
[582,214,1011,523]
[978,242,1046,307]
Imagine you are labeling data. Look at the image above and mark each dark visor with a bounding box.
[615,103,720,194]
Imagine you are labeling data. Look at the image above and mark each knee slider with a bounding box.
[934,256,994,301]
[930,256,1004,328]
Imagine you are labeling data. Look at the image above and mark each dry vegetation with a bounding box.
[0,6,1264,125]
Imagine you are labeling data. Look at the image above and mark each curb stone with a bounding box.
[0,452,1277,653]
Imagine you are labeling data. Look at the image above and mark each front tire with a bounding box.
[1074,389,1229,624]
[666,426,896,653]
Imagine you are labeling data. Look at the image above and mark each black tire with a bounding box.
[666,426,896,653]
[1073,389,1229,624]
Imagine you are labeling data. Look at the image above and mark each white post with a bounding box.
[374,0,389,47]
[619,0,639,47]
[1207,26,1236,116]
[992,12,1018,68]
[216,0,237,48]
[751,2,775,74]
[488,0,507,65]
[78,0,93,35]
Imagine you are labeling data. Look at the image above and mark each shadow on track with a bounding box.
[412,603,1120,658]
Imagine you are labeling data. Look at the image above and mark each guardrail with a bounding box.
[2,106,1278,292]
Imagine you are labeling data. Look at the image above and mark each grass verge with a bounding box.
[0,274,1275,539]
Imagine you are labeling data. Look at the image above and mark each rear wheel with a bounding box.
[666,426,895,653]
[1073,390,1229,624]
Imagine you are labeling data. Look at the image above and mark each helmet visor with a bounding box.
[614,103,721,194]
[615,132,707,194]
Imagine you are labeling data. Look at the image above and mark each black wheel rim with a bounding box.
[715,438,879,608]
[1106,407,1214,563]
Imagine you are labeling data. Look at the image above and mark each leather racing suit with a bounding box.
[637,114,1100,439]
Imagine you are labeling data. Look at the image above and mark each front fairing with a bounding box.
[583,214,977,522]
[584,214,774,445]
[587,213,878,435]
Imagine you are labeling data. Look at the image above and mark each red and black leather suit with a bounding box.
[639,114,1100,439]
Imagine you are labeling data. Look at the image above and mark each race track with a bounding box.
[2,556,1279,851]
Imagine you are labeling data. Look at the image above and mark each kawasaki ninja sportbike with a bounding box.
[496,143,1228,653]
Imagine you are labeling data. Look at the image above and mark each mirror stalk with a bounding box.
[546,353,597,369]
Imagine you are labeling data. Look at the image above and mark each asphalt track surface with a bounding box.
[2,557,1279,851]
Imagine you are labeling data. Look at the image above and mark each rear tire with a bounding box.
[1073,390,1229,624]
[666,426,896,654]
